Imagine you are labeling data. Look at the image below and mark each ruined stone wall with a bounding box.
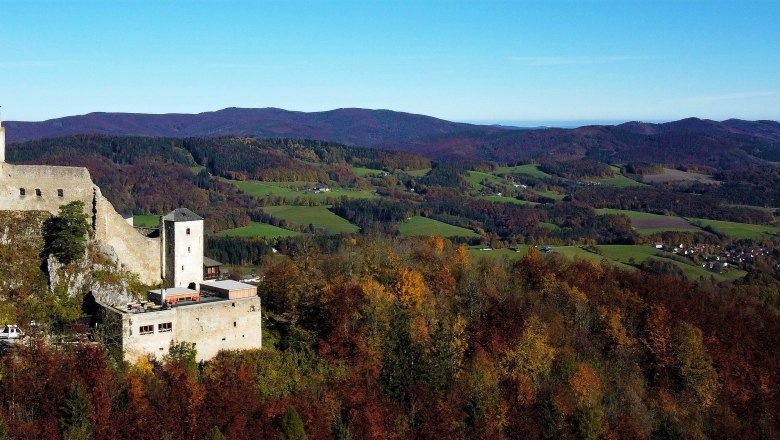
[93,188,161,285]
[0,163,162,285]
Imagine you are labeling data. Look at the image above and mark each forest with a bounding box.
[0,236,779,439]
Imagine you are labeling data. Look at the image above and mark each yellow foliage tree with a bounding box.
[500,315,557,404]
[394,267,429,311]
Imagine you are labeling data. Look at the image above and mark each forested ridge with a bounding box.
[1,236,778,439]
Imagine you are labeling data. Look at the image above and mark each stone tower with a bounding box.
[0,112,5,163]
[161,208,204,289]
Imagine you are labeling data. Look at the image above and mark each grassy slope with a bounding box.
[588,165,645,188]
[398,216,480,238]
[478,195,539,206]
[687,218,780,240]
[263,205,359,234]
[598,245,746,281]
[493,164,551,178]
[467,171,509,192]
[218,222,300,238]
[225,178,378,201]
[406,168,432,177]
[595,208,700,235]
[351,166,384,177]
[133,215,160,227]
[468,245,529,261]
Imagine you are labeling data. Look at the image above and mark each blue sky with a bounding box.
[1,0,779,124]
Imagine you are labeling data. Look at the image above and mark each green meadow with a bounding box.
[351,166,385,177]
[493,164,551,178]
[468,245,529,261]
[218,222,300,238]
[687,218,780,240]
[405,168,432,177]
[467,171,509,192]
[263,205,359,234]
[225,178,378,201]
[598,245,746,282]
[398,216,480,238]
[132,215,160,227]
[478,195,539,206]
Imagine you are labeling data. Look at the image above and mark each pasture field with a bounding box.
[587,165,645,188]
[351,166,385,177]
[598,245,746,282]
[263,205,359,234]
[591,170,646,188]
[540,222,561,231]
[687,218,780,240]
[535,189,565,200]
[468,245,529,261]
[398,216,480,238]
[224,179,377,201]
[406,168,432,177]
[190,165,205,174]
[642,168,718,184]
[132,215,160,228]
[595,209,699,235]
[479,195,539,206]
[552,246,629,267]
[493,164,551,178]
[467,171,509,192]
[218,222,300,238]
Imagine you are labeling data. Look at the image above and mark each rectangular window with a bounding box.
[158,322,172,333]
[19,188,25,196]
[57,189,64,197]
[186,228,191,235]
[139,325,154,335]
[35,188,42,197]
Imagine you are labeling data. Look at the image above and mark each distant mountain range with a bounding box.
[7,108,780,167]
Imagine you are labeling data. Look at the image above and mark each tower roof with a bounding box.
[163,208,203,222]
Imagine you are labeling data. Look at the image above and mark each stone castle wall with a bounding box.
[0,163,162,284]
[102,296,263,362]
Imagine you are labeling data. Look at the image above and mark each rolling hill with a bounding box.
[6,108,780,167]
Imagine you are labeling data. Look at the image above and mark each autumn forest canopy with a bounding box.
[1,129,780,439]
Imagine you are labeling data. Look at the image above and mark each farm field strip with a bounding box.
[478,195,539,206]
[493,164,551,178]
[598,245,746,282]
[642,168,719,184]
[263,205,359,234]
[594,209,700,234]
[405,168,432,177]
[223,178,378,200]
[218,222,300,238]
[351,166,385,177]
[687,218,780,240]
[467,171,510,192]
[398,216,480,238]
